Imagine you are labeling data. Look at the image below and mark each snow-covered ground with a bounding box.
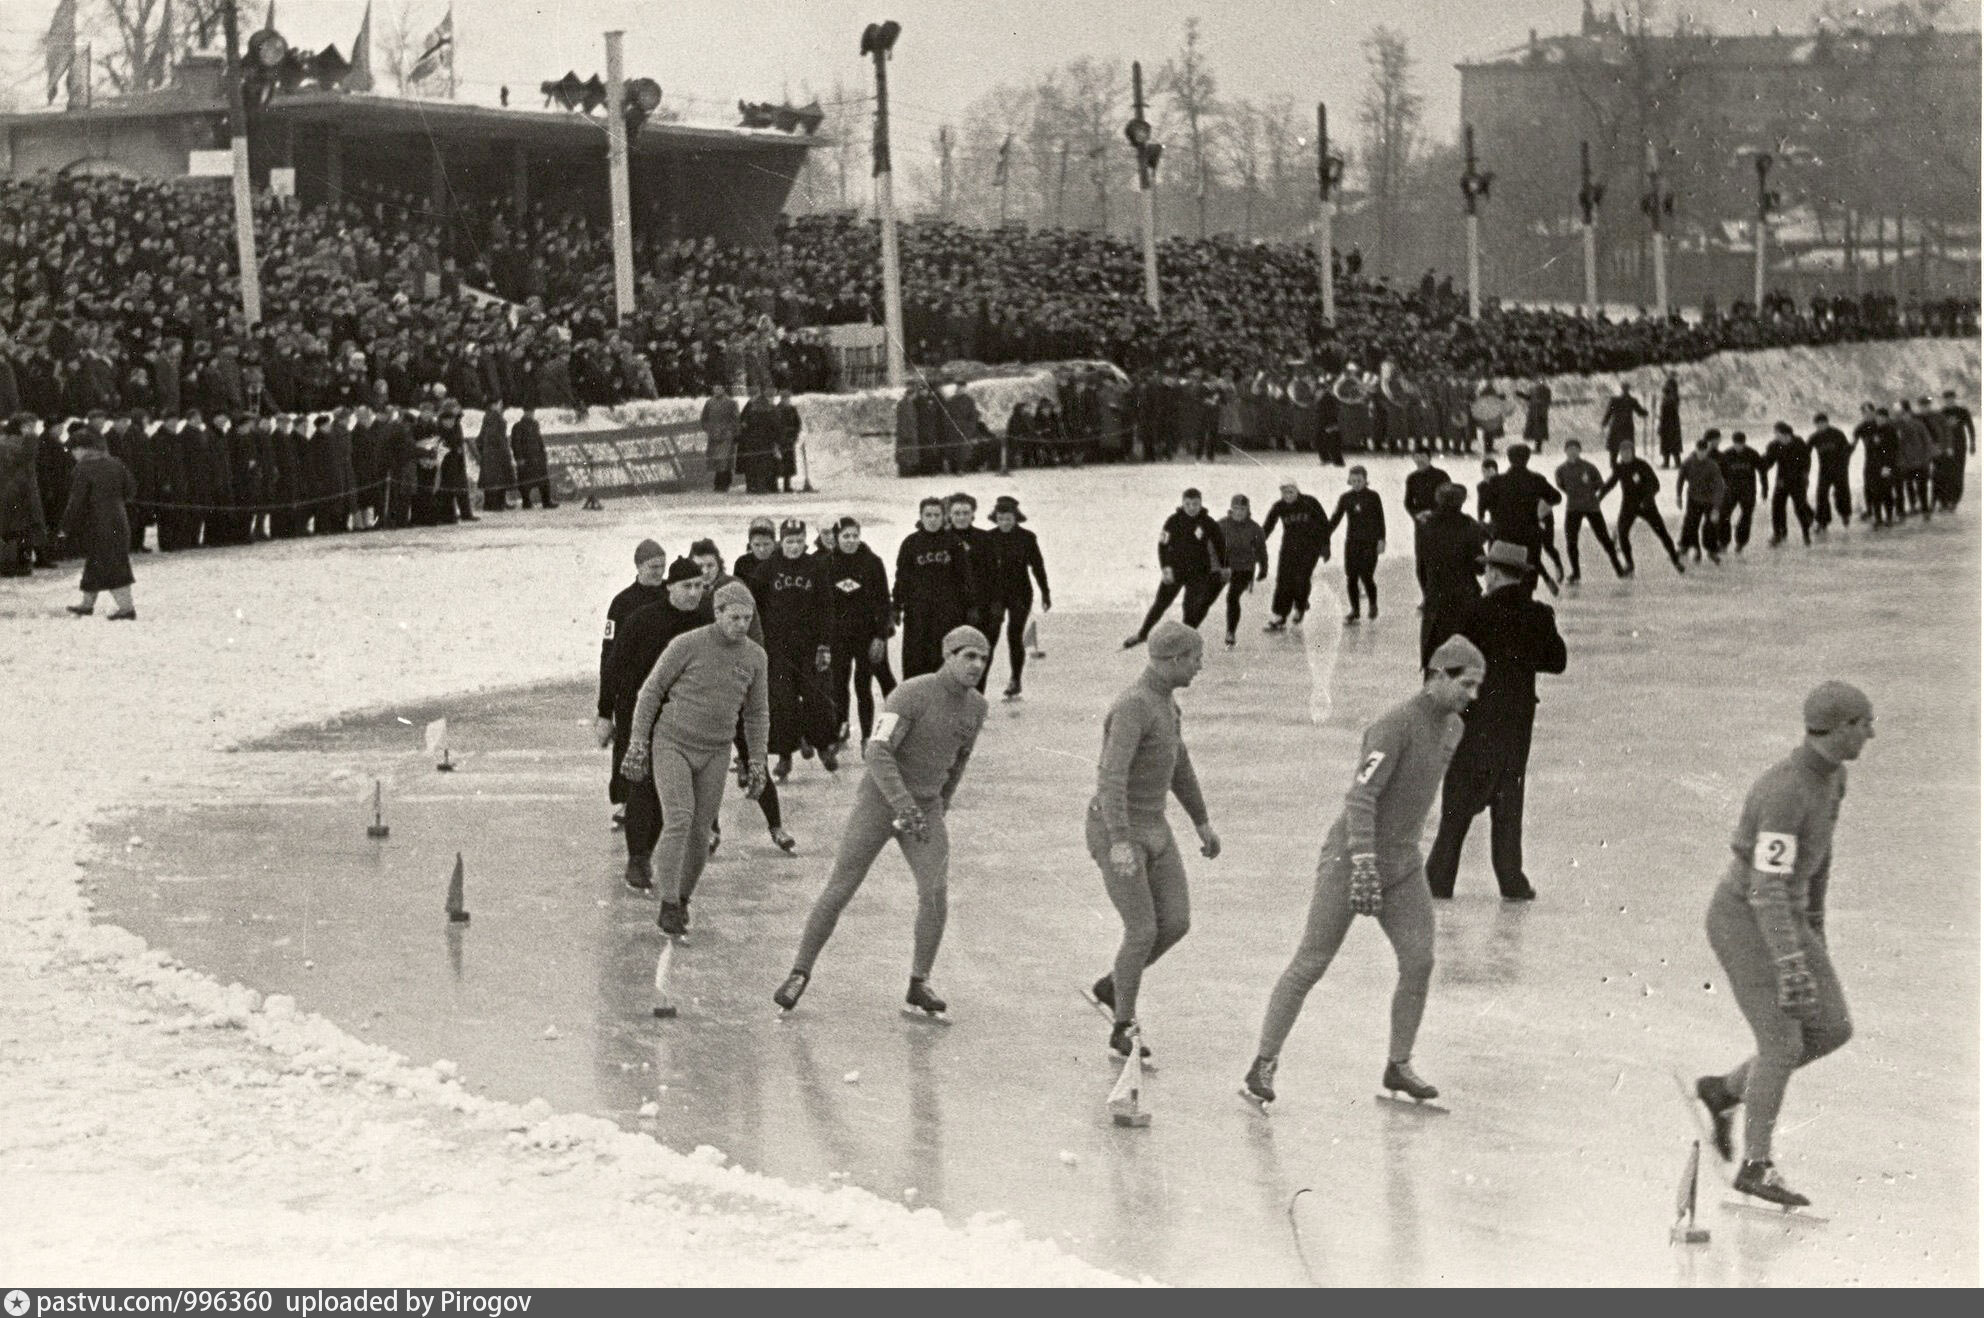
[1,337,1976,1286]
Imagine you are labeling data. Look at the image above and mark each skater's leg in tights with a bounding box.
[655,745,725,904]
[1256,855,1356,1059]
[790,785,895,973]
[1708,889,1852,1161]
[1089,810,1190,1024]
[756,776,782,829]
[1225,577,1247,635]
[1005,600,1030,685]
[1377,869,1435,1061]
[897,810,952,977]
[1135,578,1185,639]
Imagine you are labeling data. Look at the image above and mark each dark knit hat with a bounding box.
[779,518,806,538]
[992,494,1025,522]
[633,538,665,567]
[664,557,703,585]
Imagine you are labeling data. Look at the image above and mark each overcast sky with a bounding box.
[4,0,1863,157]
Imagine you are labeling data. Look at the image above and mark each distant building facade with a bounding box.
[1457,3,1980,308]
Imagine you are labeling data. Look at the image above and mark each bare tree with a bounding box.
[1063,57,1123,232]
[1156,17,1221,239]
[1225,97,1264,240]
[92,0,173,94]
[379,0,422,95]
[1358,25,1422,276]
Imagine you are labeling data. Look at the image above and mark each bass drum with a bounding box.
[1470,394,1511,426]
[1381,369,1418,404]
[1331,372,1369,405]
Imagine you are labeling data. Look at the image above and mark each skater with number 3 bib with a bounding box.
[1241,637,1483,1112]
[1690,681,1870,1210]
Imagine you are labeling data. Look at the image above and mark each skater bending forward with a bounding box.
[1242,636,1483,1109]
[1089,619,1222,1060]
[776,626,990,1017]
[1693,681,1869,1209]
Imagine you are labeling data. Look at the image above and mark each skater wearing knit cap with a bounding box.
[1691,681,1871,1210]
[596,537,672,824]
[621,582,770,938]
[1242,636,1483,1111]
[775,625,991,1018]
[1088,619,1222,1060]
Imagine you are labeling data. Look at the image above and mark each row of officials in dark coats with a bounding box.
[0,400,562,574]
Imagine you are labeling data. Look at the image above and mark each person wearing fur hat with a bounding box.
[595,538,672,826]
[1242,635,1485,1111]
[1086,620,1222,1062]
[1424,540,1568,901]
[774,625,991,1019]
[977,494,1051,697]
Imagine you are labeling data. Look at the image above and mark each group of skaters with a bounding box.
[0,397,563,591]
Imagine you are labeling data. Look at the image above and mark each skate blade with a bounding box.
[1237,1088,1272,1116]
[650,1005,677,1019]
[1721,1196,1827,1224]
[1374,1092,1450,1114]
[901,1007,951,1025]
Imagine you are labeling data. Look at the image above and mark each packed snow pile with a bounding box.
[0,334,1973,1284]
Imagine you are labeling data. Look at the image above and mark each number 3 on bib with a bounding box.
[1753,832,1797,874]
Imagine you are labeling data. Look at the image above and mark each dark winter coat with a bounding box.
[0,431,48,547]
[1157,506,1227,580]
[823,543,894,643]
[760,549,831,657]
[61,448,137,592]
[476,410,516,494]
[893,528,975,613]
[1450,582,1567,740]
[978,524,1051,606]
[510,416,549,485]
[1261,492,1330,562]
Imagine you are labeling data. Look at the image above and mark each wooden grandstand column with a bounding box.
[510,139,530,217]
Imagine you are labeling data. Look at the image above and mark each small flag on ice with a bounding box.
[425,718,448,755]
[1107,1029,1151,1127]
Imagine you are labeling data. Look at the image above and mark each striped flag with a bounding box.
[44,0,76,105]
[408,6,454,91]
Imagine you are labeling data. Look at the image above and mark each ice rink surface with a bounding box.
[91,459,1979,1286]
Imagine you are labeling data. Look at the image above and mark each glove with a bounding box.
[894,803,929,841]
[1775,951,1819,1019]
[744,763,768,800]
[1348,853,1383,917]
[868,637,887,665]
[593,716,614,749]
[1040,595,1052,612]
[815,644,832,673]
[1195,820,1221,860]
[1161,566,1176,585]
[620,746,649,784]
[1108,840,1139,880]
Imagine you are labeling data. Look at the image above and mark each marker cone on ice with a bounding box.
[651,940,678,1019]
[445,852,470,924]
[366,779,390,838]
[1107,1029,1151,1128]
[1671,1139,1710,1245]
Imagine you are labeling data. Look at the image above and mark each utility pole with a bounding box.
[995,134,1012,227]
[1753,151,1776,311]
[1459,124,1492,320]
[1641,140,1670,318]
[1316,102,1343,328]
[220,3,263,326]
[1577,140,1604,314]
[938,125,953,222]
[604,31,635,321]
[1055,139,1070,227]
[862,21,905,387]
[1126,61,1162,313]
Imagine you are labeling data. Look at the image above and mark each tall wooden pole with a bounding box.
[868,24,906,388]
[604,31,635,321]
[1317,102,1337,328]
[221,3,263,326]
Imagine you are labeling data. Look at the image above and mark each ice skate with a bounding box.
[769,826,797,854]
[1239,1056,1277,1113]
[1343,612,1360,625]
[818,743,839,773]
[1263,617,1286,633]
[623,856,653,893]
[707,826,721,856]
[902,977,950,1022]
[774,753,792,782]
[1377,1059,1448,1112]
[1121,633,1144,650]
[1726,1161,1825,1220]
[1290,608,1305,625]
[773,969,809,1013]
[656,900,688,939]
[1003,680,1022,701]
[1108,1018,1152,1062]
[1224,631,1236,648]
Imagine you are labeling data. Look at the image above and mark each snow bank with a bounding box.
[0,334,1972,1285]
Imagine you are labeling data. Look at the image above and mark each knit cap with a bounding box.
[633,538,665,566]
[1428,635,1486,674]
[1147,619,1203,659]
[942,625,990,656]
[714,581,756,611]
[1803,681,1872,734]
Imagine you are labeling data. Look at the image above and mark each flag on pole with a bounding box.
[408,6,455,93]
[45,0,77,105]
[346,1,375,93]
[263,2,278,33]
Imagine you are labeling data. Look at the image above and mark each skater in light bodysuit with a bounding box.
[1691,682,1869,1209]
[1241,636,1482,1110]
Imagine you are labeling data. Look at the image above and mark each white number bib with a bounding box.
[1752,832,1797,874]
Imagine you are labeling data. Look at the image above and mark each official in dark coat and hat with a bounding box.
[59,427,139,619]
